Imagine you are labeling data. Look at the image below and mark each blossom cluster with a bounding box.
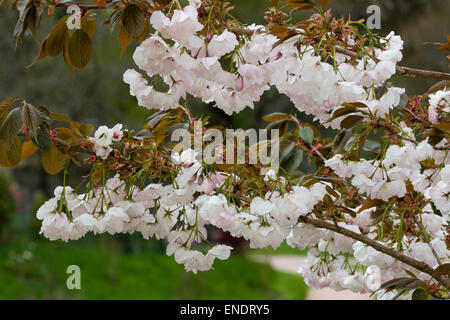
[325,138,449,215]
[123,4,405,124]
[36,147,333,273]
[34,1,450,299]
[428,89,450,124]
[314,136,449,296]
[89,124,124,159]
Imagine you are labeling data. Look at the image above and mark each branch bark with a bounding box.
[35,3,450,80]
[228,27,450,81]
[413,216,442,266]
[54,3,107,10]
[298,215,450,289]
[231,190,450,289]
[334,46,450,80]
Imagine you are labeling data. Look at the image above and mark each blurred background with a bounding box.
[0,0,448,299]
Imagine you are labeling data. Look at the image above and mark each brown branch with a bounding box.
[36,3,450,80]
[54,3,107,10]
[229,184,449,289]
[334,46,450,80]
[413,216,442,266]
[228,27,450,81]
[395,66,450,80]
[298,215,450,289]
[228,26,256,36]
[230,189,449,289]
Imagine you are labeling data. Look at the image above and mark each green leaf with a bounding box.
[319,0,331,6]
[25,5,40,38]
[363,140,382,153]
[28,39,48,67]
[0,107,22,148]
[119,25,133,57]
[13,5,29,43]
[122,4,146,37]
[0,98,19,121]
[68,29,93,69]
[282,149,303,173]
[380,277,421,291]
[70,121,94,136]
[0,140,14,168]
[341,102,368,109]
[46,21,69,57]
[269,0,281,6]
[107,8,123,29]
[41,145,67,175]
[21,140,38,161]
[263,112,292,122]
[34,127,53,152]
[358,199,384,212]
[21,102,41,134]
[279,120,289,137]
[79,123,94,136]
[136,19,150,43]
[433,263,450,277]
[299,127,314,144]
[327,106,361,123]
[332,129,352,153]
[81,16,97,38]
[50,112,71,123]
[412,289,429,300]
[7,136,22,166]
[107,0,120,10]
[37,106,52,129]
[280,140,295,161]
[340,115,364,129]
[63,36,74,70]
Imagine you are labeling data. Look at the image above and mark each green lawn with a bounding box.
[252,243,308,256]
[0,239,308,300]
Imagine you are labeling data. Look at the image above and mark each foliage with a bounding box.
[0,240,308,299]
[0,170,15,239]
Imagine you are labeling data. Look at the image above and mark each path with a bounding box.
[251,255,372,300]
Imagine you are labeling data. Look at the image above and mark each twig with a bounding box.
[228,27,450,80]
[231,188,449,289]
[413,216,442,266]
[34,3,450,80]
[297,215,450,289]
[54,3,107,10]
[334,46,450,80]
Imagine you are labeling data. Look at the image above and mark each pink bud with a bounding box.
[182,162,191,168]
[235,77,244,92]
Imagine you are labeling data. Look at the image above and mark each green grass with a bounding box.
[251,243,307,256]
[0,239,308,300]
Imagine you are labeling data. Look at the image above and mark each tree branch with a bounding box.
[35,3,450,80]
[413,216,442,266]
[54,3,107,10]
[298,215,450,289]
[334,46,450,80]
[228,27,450,81]
[230,190,449,289]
